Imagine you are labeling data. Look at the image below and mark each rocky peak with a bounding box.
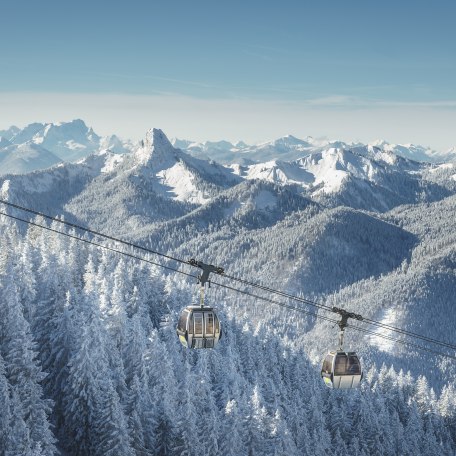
[137,128,179,170]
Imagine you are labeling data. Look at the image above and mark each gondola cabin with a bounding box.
[321,350,362,389]
[176,306,221,349]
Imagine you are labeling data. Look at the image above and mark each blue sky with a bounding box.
[1,0,455,149]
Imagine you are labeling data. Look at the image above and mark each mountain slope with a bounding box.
[133,179,318,254]
[167,204,417,297]
[0,142,62,175]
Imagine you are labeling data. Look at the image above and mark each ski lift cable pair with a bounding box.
[1,208,455,361]
[221,273,456,351]
[210,280,456,361]
[0,199,455,358]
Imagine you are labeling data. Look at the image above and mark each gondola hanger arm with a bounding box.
[332,307,363,350]
[332,306,363,330]
[188,258,224,287]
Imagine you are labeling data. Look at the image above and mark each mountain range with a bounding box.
[1,119,456,178]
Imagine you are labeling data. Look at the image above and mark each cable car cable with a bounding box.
[223,273,333,311]
[0,198,188,266]
[1,199,456,353]
[344,323,456,361]
[212,279,456,361]
[221,273,456,351]
[1,208,334,324]
[0,210,197,280]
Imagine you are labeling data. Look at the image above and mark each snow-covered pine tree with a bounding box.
[0,256,56,455]
[0,353,11,451]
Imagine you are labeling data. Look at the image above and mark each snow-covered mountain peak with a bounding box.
[257,135,312,150]
[238,144,427,201]
[4,119,103,162]
[363,144,398,164]
[136,128,179,170]
[322,146,343,155]
[277,134,308,145]
[99,134,135,154]
[370,139,389,148]
[145,128,173,150]
[365,140,454,163]
[234,140,249,148]
[10,122,45,144]
[40,119,100,143]
[170,137,193,149]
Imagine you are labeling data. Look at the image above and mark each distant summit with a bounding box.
[0,120,133,173]
[174,135,456,165]
[3,119,100,161]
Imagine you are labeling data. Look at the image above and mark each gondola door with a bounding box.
[193,312,204,348]
[205,312,215,348]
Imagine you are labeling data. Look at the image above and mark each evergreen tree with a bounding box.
[270,409,297,456]
[1,258,56,455]
[62,288,131,455]
[45,291,77,441]
[93,377,134,456]
[246,385,275,455]
[148,330,180,456]
[6,388,33,455]
[404,404,423,456]
[16,240,37,322]
[193,353,220,456]
[220,398,248,456]
[0,354,11,452]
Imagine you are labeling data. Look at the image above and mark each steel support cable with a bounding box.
[222,273,456,351]
[0,198,188,266]
[0,209,336,328]
[1,198,456,352]
[222,273,334,311]
[345,323,456,361]
[2,208,334,323]
[211,280,456,361]
[0,211,197,280]
[1,209,455,361]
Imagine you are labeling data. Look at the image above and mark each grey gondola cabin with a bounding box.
[321,307,364,389]
[176,306,222,349]
[321,350,362,389]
